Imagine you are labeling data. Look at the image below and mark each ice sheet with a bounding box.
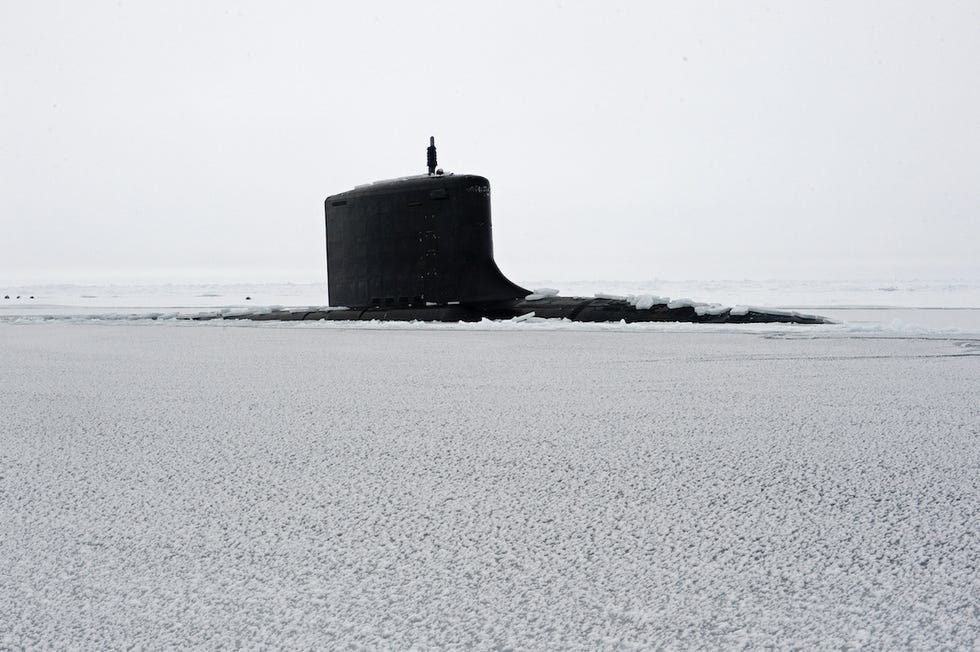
[1,323,977,649]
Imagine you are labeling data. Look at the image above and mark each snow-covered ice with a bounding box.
[1,320,978,649]
[524,288,560,301]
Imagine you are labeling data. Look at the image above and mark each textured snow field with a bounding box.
[1,322,978,650]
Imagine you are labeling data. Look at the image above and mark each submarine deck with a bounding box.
[190,296,829,324]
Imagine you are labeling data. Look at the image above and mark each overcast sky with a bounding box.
[2,1,978,285]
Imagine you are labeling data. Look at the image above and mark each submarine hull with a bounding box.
[193,138,829,325]
[202,297,829,324]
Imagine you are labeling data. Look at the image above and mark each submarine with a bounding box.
[210,138,826,324]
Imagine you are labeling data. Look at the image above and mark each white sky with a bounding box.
[2,1,978,285]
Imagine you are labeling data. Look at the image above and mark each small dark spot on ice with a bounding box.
[245,296,252,300]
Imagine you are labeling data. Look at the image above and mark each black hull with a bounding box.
[194,296,829,324]
[199,139,830,326]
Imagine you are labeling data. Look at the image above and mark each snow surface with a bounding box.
[1,321,978,649]
[524,288,560,301]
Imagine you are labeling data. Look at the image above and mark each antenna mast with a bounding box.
[427,137,437,175]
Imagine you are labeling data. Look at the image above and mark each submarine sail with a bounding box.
[324,157,529,309]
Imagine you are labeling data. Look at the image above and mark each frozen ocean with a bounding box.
[1,280,978,649]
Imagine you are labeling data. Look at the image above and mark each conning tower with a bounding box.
[324,138,529,309]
